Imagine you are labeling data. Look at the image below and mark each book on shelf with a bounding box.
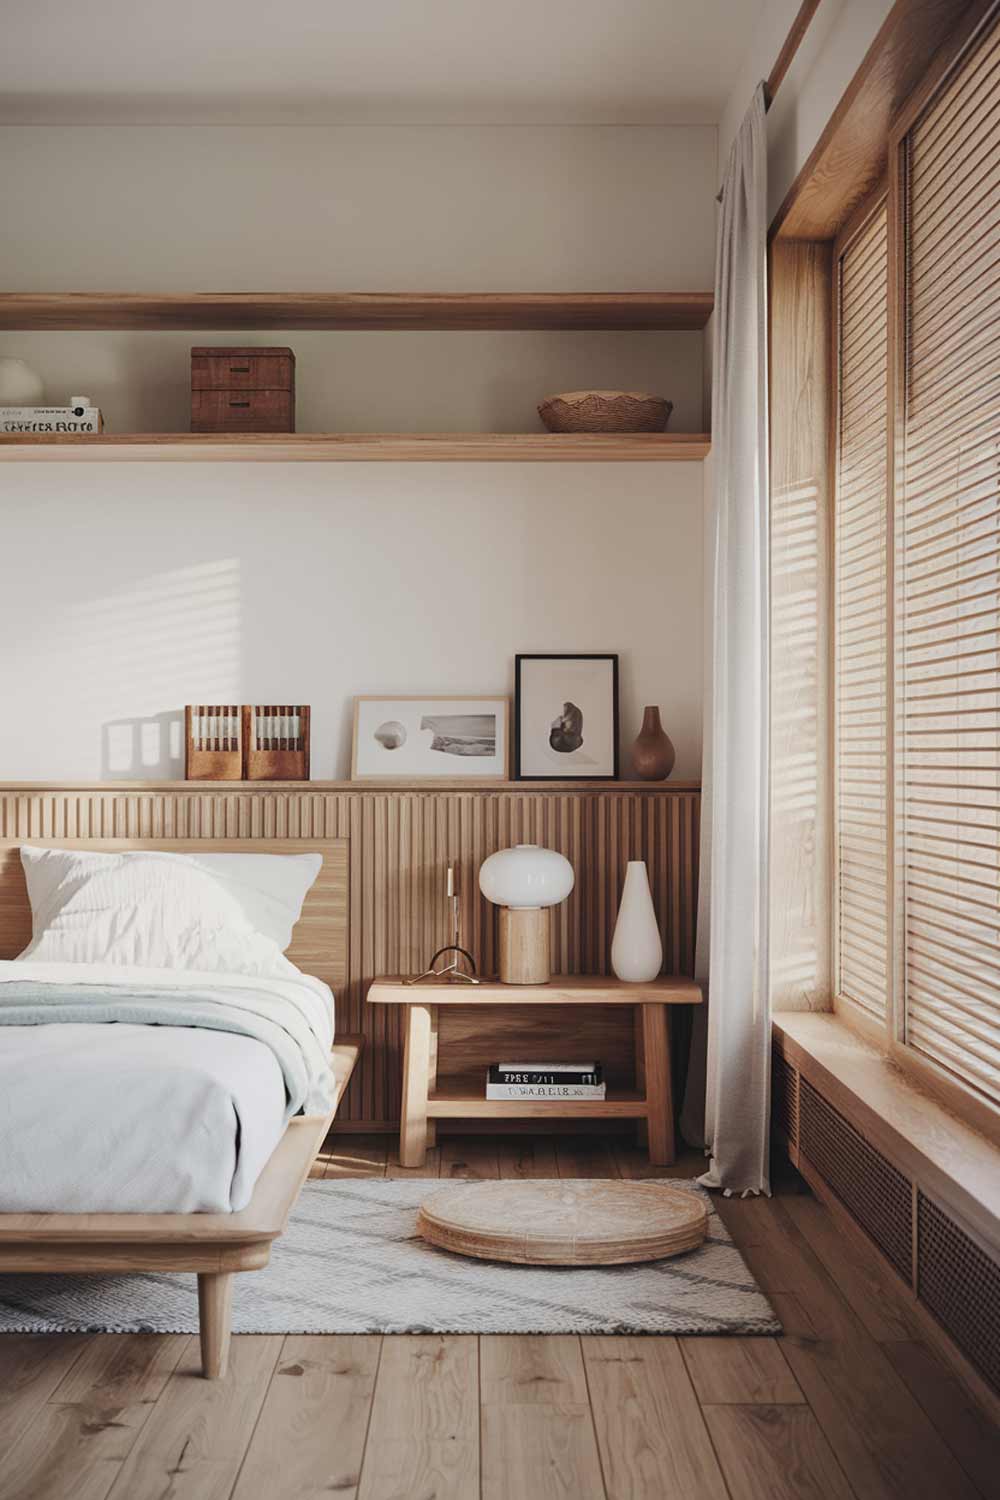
[0,404,103,434]
[485,1062,605,1101]
[486,1082,607,1100]
[488,1062,603,1086]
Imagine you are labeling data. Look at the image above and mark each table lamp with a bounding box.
[478,844,575,984]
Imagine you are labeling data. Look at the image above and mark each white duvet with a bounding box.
[0,961,336,1214]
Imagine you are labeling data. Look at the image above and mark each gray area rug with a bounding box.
[0,1179,779,1337]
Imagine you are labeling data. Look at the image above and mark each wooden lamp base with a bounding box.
[498,907,551,984]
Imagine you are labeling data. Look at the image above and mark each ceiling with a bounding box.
[0,0,766,126]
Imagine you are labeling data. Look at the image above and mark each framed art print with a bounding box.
[514,654,619,780]
[352,696,509,780]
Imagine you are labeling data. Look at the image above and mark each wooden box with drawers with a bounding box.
[191,346,295,432]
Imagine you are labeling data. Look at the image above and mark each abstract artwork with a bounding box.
[352,697,509,779]
[514,655,619,780]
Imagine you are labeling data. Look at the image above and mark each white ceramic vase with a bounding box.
[0,358,44,404]
[611,860,663,982]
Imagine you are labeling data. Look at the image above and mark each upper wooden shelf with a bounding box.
[0,291,713,333]
[0,432,711,463]
[0,780,702,793]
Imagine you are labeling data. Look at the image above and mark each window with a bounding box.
[834,11,1000,1110]
[898,13,1000,1105]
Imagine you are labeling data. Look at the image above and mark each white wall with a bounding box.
[719,0,894,224]
[1,126,715,291]
[0,462,704,781]
[0,123,714,783]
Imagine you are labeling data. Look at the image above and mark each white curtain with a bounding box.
[681,85,771,1196]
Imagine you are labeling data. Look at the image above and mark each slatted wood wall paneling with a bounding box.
[0,786,699,1128]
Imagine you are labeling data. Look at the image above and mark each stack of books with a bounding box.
[0,403,103,434]
[485,1062,605,1101]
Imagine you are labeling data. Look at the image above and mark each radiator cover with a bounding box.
[918,1192,1000,1395]
[799,1078,913,1281]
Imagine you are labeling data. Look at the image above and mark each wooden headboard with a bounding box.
[0,838,349,999]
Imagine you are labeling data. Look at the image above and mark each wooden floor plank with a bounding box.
[481,1335,605,1500]
[884,1339,1000,1500]
[716,1193,982,1500]
[481,1333,589,1406]
[357,1335,478,1500]
[704,1404,856,1500]
[497,1135,560,1178]
[230,1335,381,1500]
[714,1190,797,1268]
[555,1136,621,1180]
[680,1337,805,1405]
[0,1335,89,1459]
[439,1136,501,1179]
[104,1335,282,1500]
[319,1134,389,1180]
[582,1336,729,1499]
[782,1190,920,1343]
[613,1141,705,1181]
[1,1334,186,1500]
[385,1143,441,1179]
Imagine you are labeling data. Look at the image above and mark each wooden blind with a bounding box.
[899,14,1000,1105]
[835,202,890,1020]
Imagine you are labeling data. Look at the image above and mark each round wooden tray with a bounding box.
[417,1180,708,1266]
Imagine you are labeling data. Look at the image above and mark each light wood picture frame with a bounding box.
[351,696,510,780]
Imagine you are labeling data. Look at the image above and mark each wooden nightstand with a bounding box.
[367,975,702,1168]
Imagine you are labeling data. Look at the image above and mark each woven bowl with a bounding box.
[538,390,673,434]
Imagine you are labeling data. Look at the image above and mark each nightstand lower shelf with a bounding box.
[427,1090,647,1120]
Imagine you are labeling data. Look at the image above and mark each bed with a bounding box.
[0,836,361,1377]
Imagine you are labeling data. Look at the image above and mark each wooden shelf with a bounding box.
[0,779,701,793]
[369,976,700,1006]
[427,1089,648,1120]
[0,291,713,332]
[0,432,711,463]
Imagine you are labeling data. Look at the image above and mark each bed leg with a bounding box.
[198,1272,234,1379]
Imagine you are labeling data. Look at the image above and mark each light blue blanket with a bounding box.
[0,966,334,1119]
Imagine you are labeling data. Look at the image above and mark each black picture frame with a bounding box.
[514,653,620,781]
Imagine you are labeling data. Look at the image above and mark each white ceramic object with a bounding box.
[478,844,575,909]
[0,358,44,404]
[611,861,663,982]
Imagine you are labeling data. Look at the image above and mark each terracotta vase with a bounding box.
[631,706,675,780]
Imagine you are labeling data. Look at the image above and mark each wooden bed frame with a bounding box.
[0,837,360,1378]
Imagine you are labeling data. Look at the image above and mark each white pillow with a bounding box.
[18,847,323,977]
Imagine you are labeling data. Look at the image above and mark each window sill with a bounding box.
[773,1011,1000,1257]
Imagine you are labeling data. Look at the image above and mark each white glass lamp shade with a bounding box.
[478,844,574,909]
